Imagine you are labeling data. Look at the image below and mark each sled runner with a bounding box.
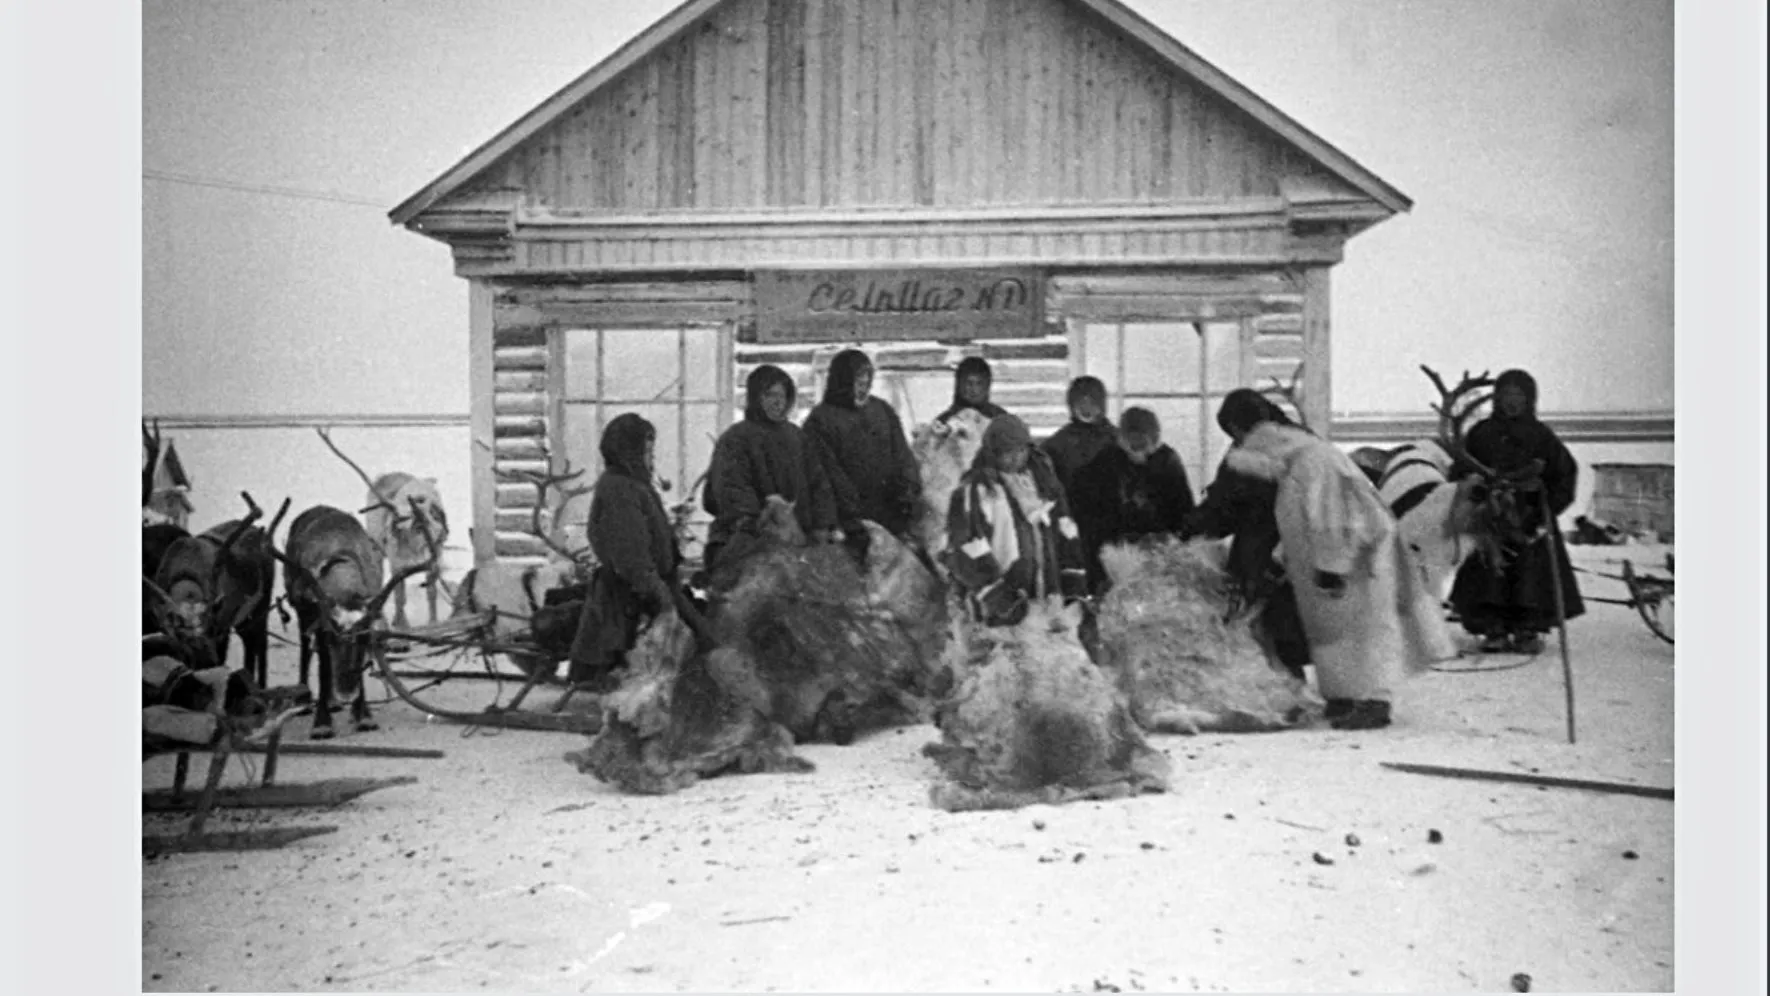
[1576,553,1674,645]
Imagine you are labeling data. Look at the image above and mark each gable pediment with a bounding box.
[400,0,1404,234]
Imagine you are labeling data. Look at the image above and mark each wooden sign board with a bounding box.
[755,268,1045,343]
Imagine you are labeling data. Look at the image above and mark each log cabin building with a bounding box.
[391,0,1411,569]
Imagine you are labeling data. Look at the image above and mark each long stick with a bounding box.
[1540,489,1576,744]
[1381,762,1672,800]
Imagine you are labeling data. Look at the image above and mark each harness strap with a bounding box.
[1378,454,1446,490]
[1390,482,1439,520]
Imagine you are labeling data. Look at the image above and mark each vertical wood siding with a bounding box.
[467,0,1341,215]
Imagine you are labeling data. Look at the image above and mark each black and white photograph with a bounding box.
[3,0,1763,992]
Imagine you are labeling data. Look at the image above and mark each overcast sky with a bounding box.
[136,0,1682,417]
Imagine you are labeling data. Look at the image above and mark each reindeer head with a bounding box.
[143,495,283,669]
[756,495,807,547]
[387,477,448,542]
[318,577,397,702]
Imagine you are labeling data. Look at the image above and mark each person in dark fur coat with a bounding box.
[1068,406,1196,594]
[934,356,1010,425]
[802,349,923,539]
[945,414,1088,626]
[1040,376,1119,499]
[1184,392,1310,681]
[1448,368,1585,653]
[567,413,682,687]
[701,365,839,582]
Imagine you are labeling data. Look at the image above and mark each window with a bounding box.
[1077,320,1249,489]
[555,326,730,560]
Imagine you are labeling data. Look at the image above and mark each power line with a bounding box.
[143,168,387,209]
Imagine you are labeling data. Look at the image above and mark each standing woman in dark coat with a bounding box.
[934,356,1009,425]
[1448,368,1585,653]
[1068,406,1196,594]
[567,413,681,687]
[1040,375,1119,500]
[701,364,839,581]
[802,349,923,539]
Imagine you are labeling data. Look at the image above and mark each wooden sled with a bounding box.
[1576,554,1675,646]
[372,611,604,736]
[144,775,420,813]
[144,826,340,856]
[143,681,437,855]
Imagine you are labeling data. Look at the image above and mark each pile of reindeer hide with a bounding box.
[1094,537,1321,734]
[908,408,991,566]
[712,520,948,738]
[570,611,811,795]
[923,597,1171,812]
[572,516,949,795]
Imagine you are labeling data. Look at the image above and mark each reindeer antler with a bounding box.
[1421,365,1497,479]
[482,434,595,565]
[1261,362,1310,432]
[203,492,266,598]
[142,419,162,507]
[316,426,407,524]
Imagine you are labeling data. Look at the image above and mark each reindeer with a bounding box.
[1382,366,1543,602]
[144,494,289,681]
[277,502,438,739]
[315,428,451,630]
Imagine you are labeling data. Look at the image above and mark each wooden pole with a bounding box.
[237,742,446,760]
[1540,489,1577,744]
[1381,762,1672,800]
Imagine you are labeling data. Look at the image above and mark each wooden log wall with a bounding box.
[466,0,1332,214]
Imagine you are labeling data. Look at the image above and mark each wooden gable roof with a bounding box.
[393,0,1408,231]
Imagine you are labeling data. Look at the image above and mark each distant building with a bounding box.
[144,438,194,529]
[394,0,1410,568]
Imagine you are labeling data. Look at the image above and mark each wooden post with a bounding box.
[261,730,281,787]
[469,280,497,568]
[1541,489,1577,744]
[1299,266,1332,438]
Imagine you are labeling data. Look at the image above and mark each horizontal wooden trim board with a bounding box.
[514,199,1295,230]
[1332,411,1674,445]
[146,410,1674,444]
[143,413,471,431]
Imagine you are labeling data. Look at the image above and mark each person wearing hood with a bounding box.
[944,413,1087,626]
[934,356,1010,425]
[1067,406,1196,594]
[1216,389,1452,730]
[700,364,839,580]
[1447,368,1585,653]
[1184,393,1309,680]
[1041,376,1119,498]
[802,349,923,539]
[566,413,682,688]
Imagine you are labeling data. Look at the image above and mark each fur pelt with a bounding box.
[1094,537,1322,734]
[923,597,1170,811]
[572,612,812,795]
[713,519,947,740]
[909,408,992,566]
[574,505,950,796]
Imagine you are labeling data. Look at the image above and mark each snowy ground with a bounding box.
[141,544,1676,993]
